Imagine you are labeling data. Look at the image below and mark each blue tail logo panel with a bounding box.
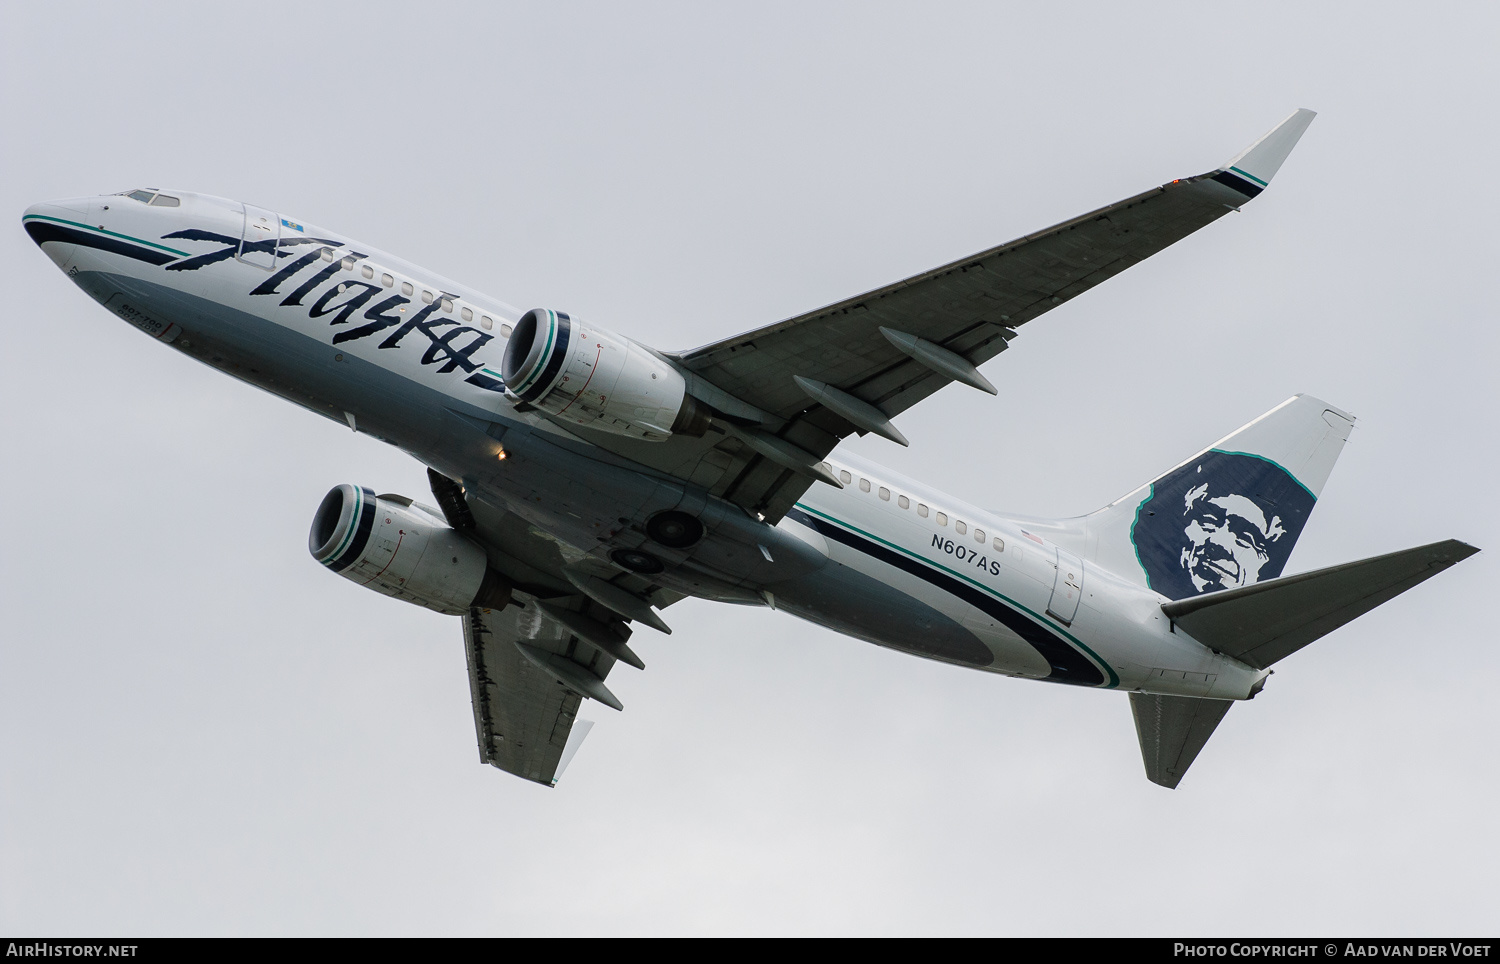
[1131,451,1315,600]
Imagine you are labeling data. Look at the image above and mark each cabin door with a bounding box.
[238,203,280,269]
[1047,547,1084,626]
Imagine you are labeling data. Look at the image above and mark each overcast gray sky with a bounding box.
[3,1,1496,936]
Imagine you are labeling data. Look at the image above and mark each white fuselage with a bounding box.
[24,190,1268,702]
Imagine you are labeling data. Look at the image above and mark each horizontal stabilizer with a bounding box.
[1163,539,1479,669]
[1130,694,1233,789]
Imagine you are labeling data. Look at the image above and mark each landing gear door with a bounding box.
[238,203,279,269]
[1047,547,1084,626]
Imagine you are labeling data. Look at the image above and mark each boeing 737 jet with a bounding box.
[23,109,1477,788]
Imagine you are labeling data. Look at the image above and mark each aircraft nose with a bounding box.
[23,198,95,271]
[24,197,89,224]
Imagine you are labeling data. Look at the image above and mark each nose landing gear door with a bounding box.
[238,203,279,269]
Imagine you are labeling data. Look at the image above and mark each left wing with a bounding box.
[463,599,629,786]
[659,110,1316,522]
[513,111,1314,526]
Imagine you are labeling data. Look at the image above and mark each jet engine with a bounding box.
[501,308,710,440]
[308,484,512,615]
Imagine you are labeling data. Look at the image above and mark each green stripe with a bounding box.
[21,214,190,257]
[510,309,557,396]
[320,487,364,564]
[795,502,1119,688]
[1228,166,1268,187]
[1130,483,1156,588]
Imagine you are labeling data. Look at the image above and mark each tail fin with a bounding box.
[1084,394,1355,600]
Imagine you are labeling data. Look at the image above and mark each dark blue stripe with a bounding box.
[1211,170,1264,198]
[515,312,572,404]
[788,508,1104,686]
[327,487,377,573]
[465,370,507,393]
[24,220,177,266]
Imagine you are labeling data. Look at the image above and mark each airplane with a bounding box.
[22,108,1478,790]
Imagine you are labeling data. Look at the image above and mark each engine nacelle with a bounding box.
[308,485,511,616]
[501,308,710,441]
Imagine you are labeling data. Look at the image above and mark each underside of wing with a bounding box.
[427,469,672,785]
[475,113,1314,526]
[619,110,1319,522]
[462,602,611,786]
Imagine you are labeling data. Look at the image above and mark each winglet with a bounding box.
[552,719,594,786]
[1214,108,1317,197]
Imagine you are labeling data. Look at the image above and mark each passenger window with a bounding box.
[993,536,1005,551]
[321,249,335,262]
[879,487,890,501]
[461,307,473,322]
[898,495,909,509]
[421,290,434,304]
[341,257,355,271]
[382,274,394,287]
[148,194,180,207]
[481,315,494,330]
[401,282,414,296]
[936,512,948,526]
[975,528,985,543]
[501,324,513,336]
[819,462,832,476]
[917,504,929,518]
[858,478,871,493]
[441,298,454,313]
[361,265,374,280]
[839,470,852,485]
[955,520,967,535]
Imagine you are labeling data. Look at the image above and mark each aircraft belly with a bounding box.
[769,557,999,668]
[71,270,461,440]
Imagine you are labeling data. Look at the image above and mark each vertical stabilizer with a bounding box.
[1084,395,1355,600]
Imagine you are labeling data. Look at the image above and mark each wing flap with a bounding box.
[1163,540,1479,670]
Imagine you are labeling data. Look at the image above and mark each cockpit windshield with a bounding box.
[118,189,180,207]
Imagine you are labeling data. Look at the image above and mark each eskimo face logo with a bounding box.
[1179,483,1285,591]
[1131,451,1314,600]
